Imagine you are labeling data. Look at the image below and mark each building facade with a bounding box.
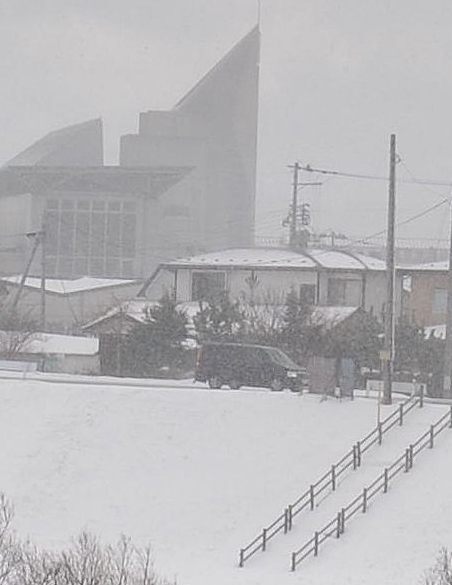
[140,247,403,320]
[0,27,260,280]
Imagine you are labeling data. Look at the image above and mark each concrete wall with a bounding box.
[0,193,34,275]
[120,28,259,270]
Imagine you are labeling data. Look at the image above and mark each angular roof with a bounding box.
[162,247,386,271]
[5,118,103,167]
[1,276,140,295]
[0,165,191,198]
[175,26,260,113]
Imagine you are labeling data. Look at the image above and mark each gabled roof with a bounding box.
[161,247,386,271]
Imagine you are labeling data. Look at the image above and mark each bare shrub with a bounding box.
[424,548,452,585]
[0,494,175,585]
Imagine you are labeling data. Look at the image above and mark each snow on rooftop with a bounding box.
[0,332,98,355]
[164,247,386,271]
[399,260,449,272]
[1,276,139,294]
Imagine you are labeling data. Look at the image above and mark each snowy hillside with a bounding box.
[0,377,450,585]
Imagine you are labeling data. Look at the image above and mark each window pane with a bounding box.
[59,212,74,256]
[91,213,105,257]
[192,272,226,301]
[122,214,136,257]
[106,214,121,257]
[75,212,90,256]
[433,289,447,314]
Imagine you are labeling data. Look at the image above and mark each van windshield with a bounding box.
[264,347,301,369]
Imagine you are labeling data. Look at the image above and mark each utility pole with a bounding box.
[289,162,300,247]
[443,203,452,397]
[286,163,321,248]
[40,226,46,331]
[10,232,41,313]
[382,134,397,405]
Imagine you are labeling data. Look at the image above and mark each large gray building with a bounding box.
[0,27,260,279]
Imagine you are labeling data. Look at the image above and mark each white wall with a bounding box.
[5,282,142,332]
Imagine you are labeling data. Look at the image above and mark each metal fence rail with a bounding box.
[290,405,452,571]
[239,391,423,567]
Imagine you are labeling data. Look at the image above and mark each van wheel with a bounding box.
[270,378,284,392]
[229,379,241,390]
[208,376,222,389]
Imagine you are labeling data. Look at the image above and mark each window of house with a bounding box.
[300,284,316,305]
[433,288,447,314]
[327,278,362,306]
[191,271,226,301]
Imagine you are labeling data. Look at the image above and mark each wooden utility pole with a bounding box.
[382,134,397,405]
[443,203,452,397]
[290,162,300,248]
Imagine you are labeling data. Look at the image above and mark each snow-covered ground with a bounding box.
[0,376,450,584]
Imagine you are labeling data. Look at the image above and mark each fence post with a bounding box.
[340,508,346,534]
[450,405,452,428]
[409,444,414,469]
[314,531,319,556]
[291,552,296,572]
[362,488,368,513]
[336,511,341,538]
[399,403,404,426]
[288,504,293,531]
[383,468,389,493]
[284,508,289,534]
[404,448,410,472]
[419,384,424,408]
[262,528,267,552]
[310,485,315,510]
[430,425,434,448]
[356,441,362,467]
[352,445,357,470]
[331,464,336,491]
[378,422,383,445]
[239,549,244,568]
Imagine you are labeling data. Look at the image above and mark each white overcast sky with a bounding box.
[2,0,452,243]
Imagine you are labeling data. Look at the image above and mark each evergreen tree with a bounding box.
[193,292,246,342]
[279,287,314,362]
[125,294,189,377]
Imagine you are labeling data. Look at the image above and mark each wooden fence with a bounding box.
[239,391,423,567]
[290,404,452,571]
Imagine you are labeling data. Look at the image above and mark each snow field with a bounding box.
[0,377,449,585]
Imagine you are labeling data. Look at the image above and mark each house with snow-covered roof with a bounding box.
[0,276,142,333]
[139,247,403,320]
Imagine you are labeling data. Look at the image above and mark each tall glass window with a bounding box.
[44,197,138,277]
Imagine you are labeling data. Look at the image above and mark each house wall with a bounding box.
[4,282,142,332]
[41,353,100,375]
[406,272,447,326]
[154,266,403,317]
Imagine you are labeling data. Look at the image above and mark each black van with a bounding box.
[195,342,307,391]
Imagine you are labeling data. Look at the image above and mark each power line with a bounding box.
[299,162,452,187]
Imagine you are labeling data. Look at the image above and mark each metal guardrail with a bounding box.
[238,391,423,567]
[290,404,452,571]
